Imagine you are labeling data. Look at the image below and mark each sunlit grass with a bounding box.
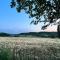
[0,37,60,60]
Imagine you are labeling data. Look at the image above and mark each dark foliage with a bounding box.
[10,0,60,25]
[0,33,10,37]
[10,0,60,37]
[15,32,58,38]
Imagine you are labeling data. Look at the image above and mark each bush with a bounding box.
[0,48,13,60]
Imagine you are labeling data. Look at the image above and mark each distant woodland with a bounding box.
[0,32,58,38]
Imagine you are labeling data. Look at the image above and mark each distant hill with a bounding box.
[15,32,58,38]
[0,32,58,38]
[0,32,11,37]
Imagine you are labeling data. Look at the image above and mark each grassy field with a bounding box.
[0,37,60,60]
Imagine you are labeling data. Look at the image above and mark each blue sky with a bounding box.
[0,0,44,34]
[0,0,57,34]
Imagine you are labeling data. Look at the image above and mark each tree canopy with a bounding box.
[10,0,60,29]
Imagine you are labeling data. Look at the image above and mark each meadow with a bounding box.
[0,37,60,60]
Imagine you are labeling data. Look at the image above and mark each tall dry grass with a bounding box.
[0,37,60,60]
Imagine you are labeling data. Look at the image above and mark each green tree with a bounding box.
[10,0,60,37]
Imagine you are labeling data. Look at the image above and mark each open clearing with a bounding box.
[0,37,60,48]
[0,37,60,60]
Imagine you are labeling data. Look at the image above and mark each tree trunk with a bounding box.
[57,24,60,38]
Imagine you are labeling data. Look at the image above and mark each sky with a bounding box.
[0,0,57,34]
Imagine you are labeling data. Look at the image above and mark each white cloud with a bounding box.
[44,24,57,32]
[28,23,43,32]
[28,22,57,32]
